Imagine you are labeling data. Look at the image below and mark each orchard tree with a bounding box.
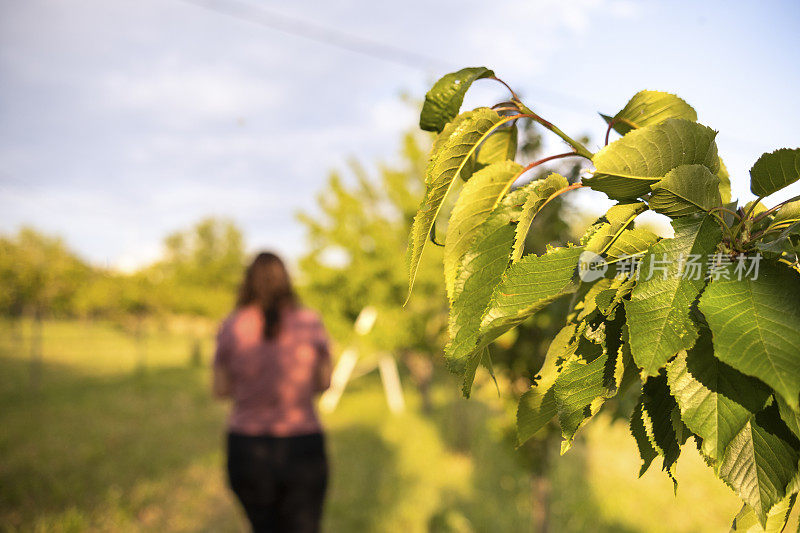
[160,217,245,290]
[469,118,593,532]
[301,116,591,528]
[0,228,89,384]
[406,67,800,531]
[152,217,246,318]
[297,133,448,410]
[0,228,89,318]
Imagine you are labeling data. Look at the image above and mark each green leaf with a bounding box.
[519,308,626,452]
[479,246,584,344]
[628,373,688,483]
[419,67,494,132]
[626,215,722,376]
[554,351,609,449]
[745,200,769,217]
[667,330,770,464]
[446,185,534,395]
[755,221,800,257]
[596,276,637,317]
[719,404,800,526]
[631,394,660,476]
[603,90,697,136]
[605,228,660,261]
[481,347,500,395]
[407,108,503,298]
[769,199,800,231]
[476,125,517,166]
[583,202,648,255]
[615,325,640,394]
[718,157,733,204]
[640,373,684,482]
[572,277,616,322]
[755,224,800,260]
[699,261,800,410]
[730,494,797,533]
[750,148,800,198]
[445,196,519,379]
[585,119,719,200]
[517,324,578,445]
[649,164,722,217]
[776,395,800,440]
[444,160,523,299]
[512,173,570,261]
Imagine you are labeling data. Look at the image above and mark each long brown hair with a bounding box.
[236,252,297,339]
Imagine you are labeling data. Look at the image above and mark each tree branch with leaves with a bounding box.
[405,67,800,531]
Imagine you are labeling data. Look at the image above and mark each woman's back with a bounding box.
[216,252,330,532]
[215,304,330,437]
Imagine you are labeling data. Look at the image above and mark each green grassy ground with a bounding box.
[0,319,789,532]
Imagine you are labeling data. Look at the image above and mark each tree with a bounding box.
[160,217,245,289]
[301,110,591,529]
[406,67,800,531]
[474,119,592,533]
[151,217,246,318]
[0,219,246,373]
[0,228,89,318]
[0,228,90,384]
[297,133,448,411]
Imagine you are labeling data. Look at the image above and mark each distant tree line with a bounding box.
[0,217,246,323]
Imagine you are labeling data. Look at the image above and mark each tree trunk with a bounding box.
[530,432,557,533]
[531,473,551,533]
[9,314,23,353]
[403,350,434,414]
[29,308,43,388]
[135,314,146,373]
[189,337,203,367]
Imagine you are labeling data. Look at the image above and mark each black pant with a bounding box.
[227,432,328,533]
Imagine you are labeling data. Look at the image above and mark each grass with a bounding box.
[1,318,792,532]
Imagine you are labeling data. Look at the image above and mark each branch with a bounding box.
[514,102,594,160]
[709,211,735,242]
[490,76,521,102]
[604,117,638,145]
[537,182,584,213]
[605,119,616,146]
[751,194,800,224]
[520,152,581,175]
[707,206,743,221]
[731,196,765,243]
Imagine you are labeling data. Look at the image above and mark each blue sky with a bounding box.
[1,0,798,269]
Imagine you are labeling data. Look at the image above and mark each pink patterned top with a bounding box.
[214,304,331,436]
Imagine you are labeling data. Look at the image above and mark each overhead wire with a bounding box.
[176,0,602,115]
[179,0,767,151]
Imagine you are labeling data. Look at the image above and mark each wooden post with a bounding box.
[319,348,358,413]
[378,353,405,414]
[318,306,405,414]
[353,306,377,336]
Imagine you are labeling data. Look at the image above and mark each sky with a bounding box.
[1,0,799,270]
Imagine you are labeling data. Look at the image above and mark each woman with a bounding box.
[213,252,332,533]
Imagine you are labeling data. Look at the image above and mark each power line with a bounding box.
[176,0,604,114]
[178,0,452,72]
[177,0,768,152]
